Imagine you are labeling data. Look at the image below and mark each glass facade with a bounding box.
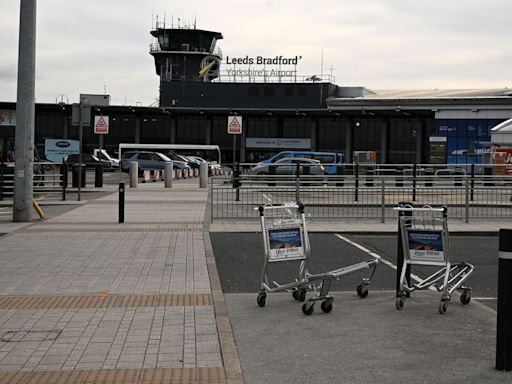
[388,119,417,164]
[318,118,347,153]
[353,119,382,163]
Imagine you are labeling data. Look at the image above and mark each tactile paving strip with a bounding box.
[41,221,204,225]
[0,367,226,384]
[87,200,206,205]
[0,293,212,310]
[19,225,203,233]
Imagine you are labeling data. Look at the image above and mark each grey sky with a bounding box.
[1,0,511,106]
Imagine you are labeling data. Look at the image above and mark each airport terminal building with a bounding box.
[1,24,512,164]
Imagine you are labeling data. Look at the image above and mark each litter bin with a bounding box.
[72,166,86,188]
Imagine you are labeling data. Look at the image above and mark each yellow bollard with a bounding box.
[32,199,45,219]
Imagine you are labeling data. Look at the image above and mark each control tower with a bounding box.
[150,22,223,83]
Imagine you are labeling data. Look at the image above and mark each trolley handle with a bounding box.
[393,206,446,213]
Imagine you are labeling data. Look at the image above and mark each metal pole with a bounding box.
[355,163,359,202]
[295,162,300,202]
[118,182,125,223]
[381,178,385,223]
[13,0,37,222]
[232,135,236,165]
[470,163,475,201]
[412,163,417,201]
[77,104,83,201]
[497,229,512,371]
[465,178,469,223]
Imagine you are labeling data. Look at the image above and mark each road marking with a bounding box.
[472,297,496,300]
[334,233,426,286]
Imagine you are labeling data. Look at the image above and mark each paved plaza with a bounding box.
[0,180,238,383]
[0,179,510,383]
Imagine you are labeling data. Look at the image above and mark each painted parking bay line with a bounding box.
[334,233,426,286]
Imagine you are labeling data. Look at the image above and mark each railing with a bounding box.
[210,163,512,222]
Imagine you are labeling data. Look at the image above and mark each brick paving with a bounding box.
[0,180,227,382]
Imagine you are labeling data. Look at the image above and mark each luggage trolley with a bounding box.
[256,202,378,315]
[394,205,475,314]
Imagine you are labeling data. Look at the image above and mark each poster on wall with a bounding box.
[407,230,445,263]
[267,227,304,261]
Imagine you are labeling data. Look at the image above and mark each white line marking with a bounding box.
[334,233,426,285]
[472,297,497,300]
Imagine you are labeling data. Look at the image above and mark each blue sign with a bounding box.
[45,139,79,163]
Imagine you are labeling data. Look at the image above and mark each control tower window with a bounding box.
[158,35,169,50]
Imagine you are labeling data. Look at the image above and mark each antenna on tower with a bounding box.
[104,81,107,95]
[194,10,197,29]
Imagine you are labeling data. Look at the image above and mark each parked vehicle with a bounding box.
[120,151,190,174]
[166,152,200,169]
[249,157,325,176]
[260,151,343,175]
[66,154,110,168]
[93,149,119,168]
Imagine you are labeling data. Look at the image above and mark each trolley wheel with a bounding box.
[460,291,471,305]
[301,302,315,316]
[320,300,333,313]
[292,289,307,302]
[438,300,449,314]
[356,284,369,298]
[257,293,266,307]
[395,296,405,310]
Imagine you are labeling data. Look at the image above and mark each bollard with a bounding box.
[94,164,103,188]
[72,166,86,188]
[118,182,125,223]
[129,161,138,188]
[497,229,512,371]
[396,201,412,297]
[336,164,344,187]
[165,162,173,188]
[200,162,208,188]
[269,164,276,187]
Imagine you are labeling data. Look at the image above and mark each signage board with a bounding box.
[71,104,91,126]
[227,116,242,135]
[246,138,311,149]
[494,148,512,175]
[94,115,109,135]
[407,229,445,263]
[44,139,79,163]
[268,227,305,261]
[428,136,447,164]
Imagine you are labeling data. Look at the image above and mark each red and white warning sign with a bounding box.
[227,115,242,135]
[94,115,109,135]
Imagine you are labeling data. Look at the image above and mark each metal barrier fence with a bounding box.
[210,163,512,222]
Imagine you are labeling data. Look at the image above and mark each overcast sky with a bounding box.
[1,0,511,106]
